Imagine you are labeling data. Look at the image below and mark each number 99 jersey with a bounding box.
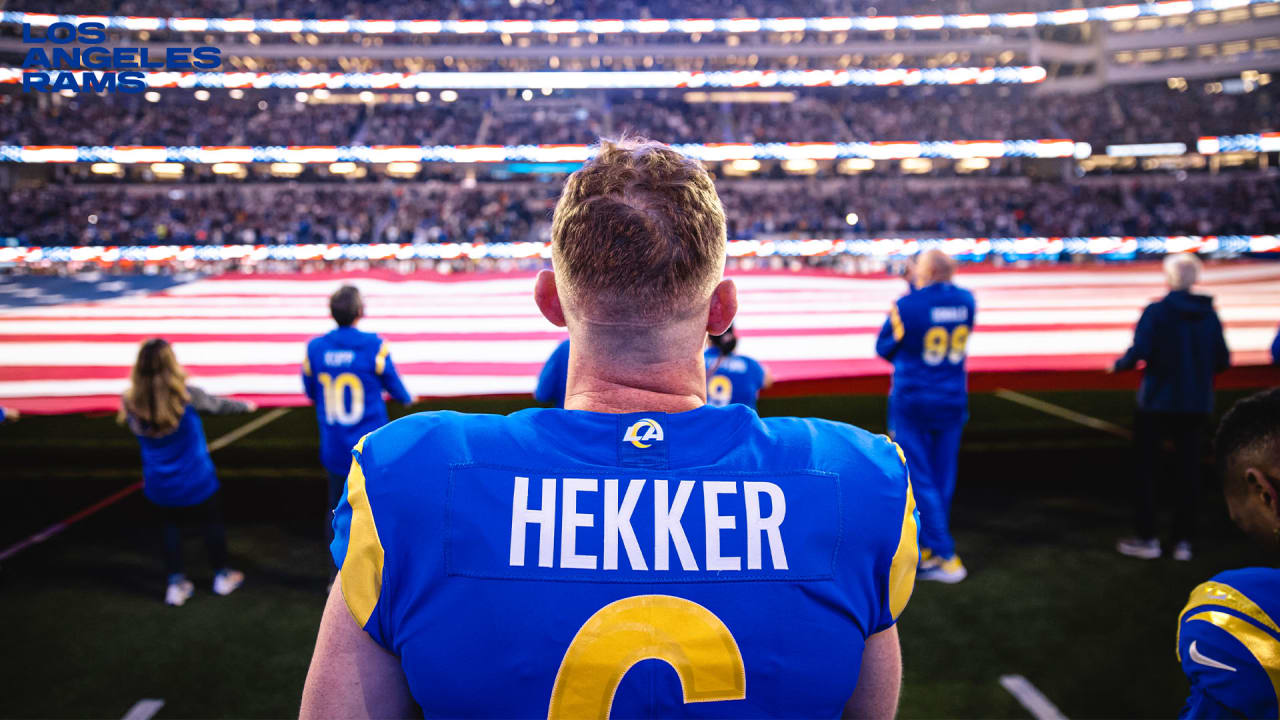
[302,326,413,477]
[331,404,920,718]
[875,282,977,415]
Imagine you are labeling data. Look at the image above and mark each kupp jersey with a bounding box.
[1177,567,1280,718]
[303,326,412,476]
[332,404,919,717]
[875,282,976,414]
[703,348,767,409]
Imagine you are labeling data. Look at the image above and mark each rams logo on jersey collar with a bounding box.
[623,419,664,448]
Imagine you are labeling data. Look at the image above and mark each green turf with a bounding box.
[0,388,1272,718]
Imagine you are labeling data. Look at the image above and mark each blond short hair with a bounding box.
[1164,253,1202,291]
[551,137,727,322]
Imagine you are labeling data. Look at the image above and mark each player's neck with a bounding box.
[563,354,706,414]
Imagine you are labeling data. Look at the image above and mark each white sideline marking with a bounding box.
[208,406,290,452]
[121,699,165,720]
[994,388,1132,439]
[999,675,1069,720]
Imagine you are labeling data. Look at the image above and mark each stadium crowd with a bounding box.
[8,0,1089,21]
[6,175,1277,246]
[5,84,1273,148]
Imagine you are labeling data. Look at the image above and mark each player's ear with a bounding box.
[706,278,738,336]
[1247,468,1280,517]
[534,270,567,328]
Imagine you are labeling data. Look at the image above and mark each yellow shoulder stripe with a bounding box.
[887,442,918,621]
[375,341,390,375]
[889,305,905,342]
[340,435,385,629]
[302,356,311,376]
[1184,610,1280,710]
[1178,581,1280,661]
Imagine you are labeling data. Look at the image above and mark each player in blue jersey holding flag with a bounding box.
[302,138,920,718]
[534,338,570,407]
[704,324,771,408]
[302,285,413,547]
[876,249,975,584]
[1176,387,1280,718]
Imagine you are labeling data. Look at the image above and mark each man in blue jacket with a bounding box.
[1114,254,1229,562]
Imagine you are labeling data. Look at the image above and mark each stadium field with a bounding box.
[2,386,1274,719]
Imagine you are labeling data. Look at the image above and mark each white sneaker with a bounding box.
[918,554,968,584]
[1116,537,1161,559]
[1173,542,1193,562]
[165,579,194,606]
[212,569,244,596]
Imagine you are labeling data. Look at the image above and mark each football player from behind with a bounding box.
[302,138,920,718]
[704,324,772,408]
[1176,387,1280,718]
[302,285,413,549]
[876,248,975,584]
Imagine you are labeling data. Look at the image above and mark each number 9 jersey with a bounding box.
[302,326,413,477]
[331,404,920,717]
[875,282,977,417]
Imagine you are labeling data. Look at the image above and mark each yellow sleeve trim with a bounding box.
[302,356,311,376]
[1178,581,1280,661]
[340,435,385,629]
[1184,610,1280,710]
[375,341,390,375]
[889,305,905,342]
[887,442,919,621]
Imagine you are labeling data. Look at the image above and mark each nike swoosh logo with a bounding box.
[1189,641,1238,672]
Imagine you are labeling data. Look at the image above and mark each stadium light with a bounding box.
[194,90,210,101]
[385,161,421,177]
[144,91,160,103]
[521,89,533,101]
[269,162,304,177]
[440,90,459,102]
[329,162,358,174]
[359,91,375,103]
[900,158,933,174]
[415,91,431,102]
[296,91,309,103]
[782,158,819,174]
[229,89,244,99]
[728,159,762,174]
[956,157,991,172]
[90,162,121,175]
[150,162,184,178]
[838,158,876,173]
[845,212,860,226]
[313,88,331,100]
[212,162,246,175]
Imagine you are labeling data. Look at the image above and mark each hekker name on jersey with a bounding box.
[302,326,412,477]
[331,404,918,718]
[1177,567,1280,719]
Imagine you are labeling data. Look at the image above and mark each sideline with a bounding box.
[994,388,1132,439]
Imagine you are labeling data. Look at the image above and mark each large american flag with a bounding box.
[2,263,1278,414]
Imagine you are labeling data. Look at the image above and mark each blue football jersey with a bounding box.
[703,348,767,409]
[1178,568,1280,719]
[875,282,976,416]
[535,339,571,408]
[332,404,919,717]
[302,326,412,477]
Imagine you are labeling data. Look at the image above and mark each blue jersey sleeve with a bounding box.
[301,344,321,402]
[374,340,413,405]
[1177,577,1280,719]
[875,301,905,361]
[1115,304,1157,371]
[331,435,392,649]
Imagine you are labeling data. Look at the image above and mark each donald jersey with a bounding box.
[303,326,412,477]
[875,282,976,419]
[703,348,767,409]
[1177,568,1280,719]
[331,403,919,718]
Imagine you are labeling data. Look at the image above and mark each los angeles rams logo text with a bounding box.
[623,419,664,448]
